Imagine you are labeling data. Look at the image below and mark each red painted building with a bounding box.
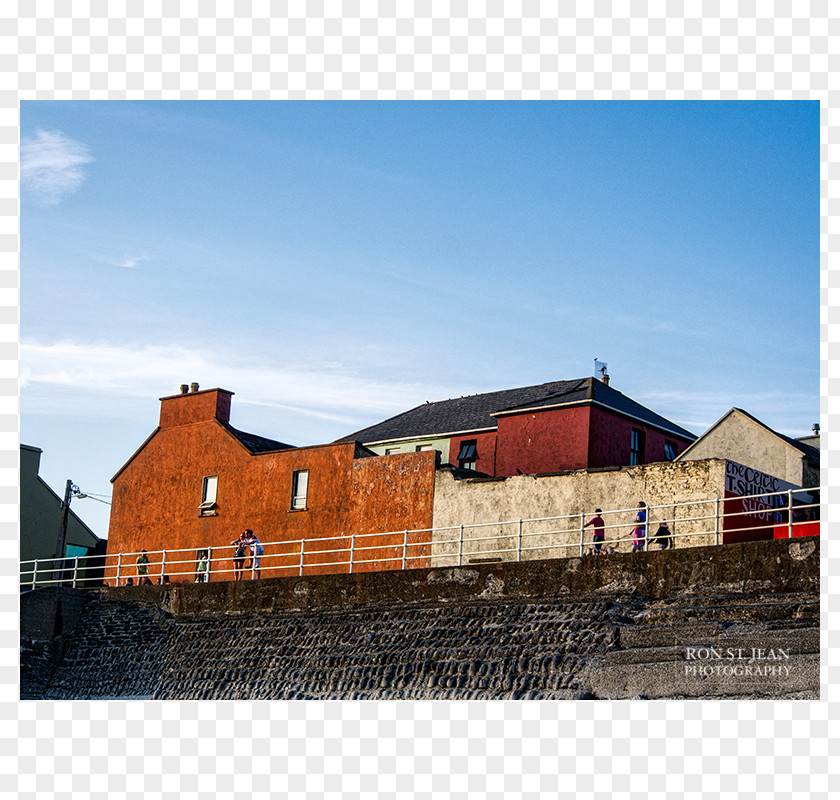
[342,376,696,477]
[105,386,436,584]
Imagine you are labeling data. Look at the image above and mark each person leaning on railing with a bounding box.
[242,529,264,579]
[136,550,150,583]
[194,550,210,583]
[230,534,247,581]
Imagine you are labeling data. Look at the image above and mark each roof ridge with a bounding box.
[437,377,589,402]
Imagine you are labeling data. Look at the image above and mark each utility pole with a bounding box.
[54,480,80,584]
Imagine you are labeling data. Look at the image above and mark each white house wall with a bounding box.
[430,459,730,566]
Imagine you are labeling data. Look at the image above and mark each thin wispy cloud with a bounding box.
[21,129,94,205]
[20,340,817,442]
[20,340,450,429]
[116,254,148,269]
[92,251,151,269]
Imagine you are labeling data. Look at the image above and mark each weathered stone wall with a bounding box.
[21,537,819,700]
[431,459,728,565]
[20,585,94,699]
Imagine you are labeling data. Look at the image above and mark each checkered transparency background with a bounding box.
[1,2,836,797]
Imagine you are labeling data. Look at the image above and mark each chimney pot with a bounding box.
[813,423,820,435]
[602,374,610,386]
[180,384,189,395]
[190,382,200,393]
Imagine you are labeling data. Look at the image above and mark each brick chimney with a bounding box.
[159,385,234,428]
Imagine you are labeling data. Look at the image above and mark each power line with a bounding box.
[79,495,111,506]
[72,487,112,506]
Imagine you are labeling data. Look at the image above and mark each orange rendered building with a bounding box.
[105,386,436,584]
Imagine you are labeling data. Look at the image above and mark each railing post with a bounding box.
[72,556,79,588]
[116,553,122,586]
[31,560,38,590]
[207,547,212,582]
[714,497,720,546]
[458,525,464,566]
[788,489,794,538]
[402,530,408,570]
[580,512,585,557]
[671,506,677,548]
[517,519,523,562]
[159,550,167,583]
[299,539,305,576]
[349,533,355,574]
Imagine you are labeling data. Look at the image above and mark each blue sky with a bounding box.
[20,100,819,538]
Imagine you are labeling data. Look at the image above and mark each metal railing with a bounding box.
[20,486,821,589]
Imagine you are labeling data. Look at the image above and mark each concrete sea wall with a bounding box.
[21,536,819,700]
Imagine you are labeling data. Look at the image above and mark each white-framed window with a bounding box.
[385,447,401,455]
[416,444,433,451]
[291,470,309,510]
[199,475,218,515]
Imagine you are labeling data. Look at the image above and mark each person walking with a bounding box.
[583,509,607,555]
[631,502,648,552]
[653,520,673,550]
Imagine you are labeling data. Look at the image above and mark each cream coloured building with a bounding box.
[674,408,819,488]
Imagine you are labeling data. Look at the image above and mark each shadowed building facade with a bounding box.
[20,444,103,567]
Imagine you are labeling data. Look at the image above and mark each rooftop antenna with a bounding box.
[594,358,609,385]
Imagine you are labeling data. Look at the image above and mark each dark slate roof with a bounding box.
[338,378,697,444]
[221,422,295,453]
[498,378,697,440]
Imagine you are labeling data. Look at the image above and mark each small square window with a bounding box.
[457,440,477,470]
[199,475,218,515]
[291,470,309,510]
[457,442,476,460]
